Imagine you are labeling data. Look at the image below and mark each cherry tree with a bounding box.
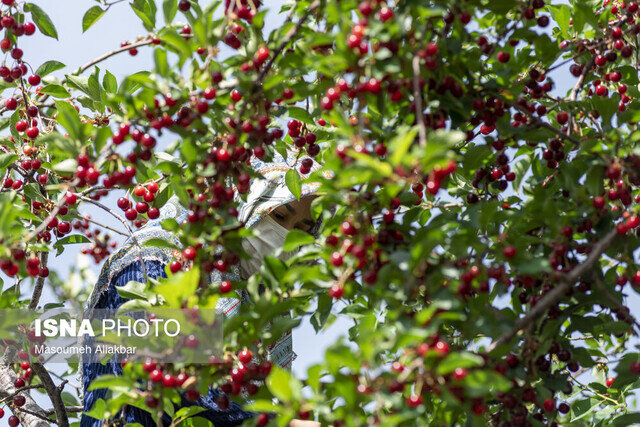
[0,0,639,425]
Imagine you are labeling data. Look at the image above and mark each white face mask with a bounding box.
[240,215,295,278]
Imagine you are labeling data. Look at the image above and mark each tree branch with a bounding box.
[0,351,49,427]
[567,56,595,137]
[487,228,618,352]
[412,55,427,148]
[511,103,582,146]
[28,251,48,310]
[30,363,69,427]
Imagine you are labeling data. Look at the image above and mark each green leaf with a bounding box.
[246,399,280,413]
[53,234,91,256]
[155,267,200,308]
[131,0,156,31]
[612,413,640,426]
[174,406,206,422]
[266,366,303,403]
[283,229,315,251]
[285,169,302,200]
[66,75,91,97]
[0,153,18,170]
[36,60,65,77]
[52,158,78,174]
[103,70,117,94]
[158,27,192,64]
[25,3,58,39]
[82,6,106,32]
[39,84,71,98]
[61,391,79,406]
[154,48,169,76]
[116,280,148,300]
[83,398,108,420]
[88,67,102,100]
[54,100,82,141]
[87,374,137,393]
[389,126,418,166]
[436,352,485,375]
[163,0,178,24]
[287,107,312,124]
[9,110,19,142]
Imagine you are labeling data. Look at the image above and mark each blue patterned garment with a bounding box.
[81,149,331,425]
[80,260,254,427]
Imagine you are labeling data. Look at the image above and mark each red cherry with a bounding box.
[593,196,606,209]
[503,245,517,258]
[170,260,182,273]
[434,340,449,355]
[453,367,467,380]
[230,89,242,102]
[257,413,270,426]
[162,373,177,388]
[117,198,131,210]
[238,349,253,364]
[606,377,615,387]
[220,280,233,293]
[556,111,568,124]
[406,394,423,407]
[543,398,555,412]
[8,415,19,427]
[595,84,608,96]
[203,87,216,99]
[125,208,138,220]
[149,369,163,382]
[185,335,199,348]
[330,252,343,266]
[145,395,159,408]
[186,388,200,402]
[143,360,157,372]
[13,395,26,407]
[497,51,510,63]
[329,283,344,299]
[183,247,197,260]
[379,7,394,22]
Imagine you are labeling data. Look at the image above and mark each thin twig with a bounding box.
[593,274,639,330]
[412,55,427,148]
[487,228,618,352]
[567,56,595,137]
[73,213,128,236]
[14,408,54,424]
[22,179,80,243]
[511,104,583,146]
[79,195,147,277]
[0,385,45,404]
[43,406,83,416]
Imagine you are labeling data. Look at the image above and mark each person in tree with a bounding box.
[81,150,326,427]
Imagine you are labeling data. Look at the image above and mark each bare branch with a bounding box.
[28,251,48,310]
[30,363,69,427]
[0,351,49,427]
[412,55,427,148]
[567,56,596,137]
